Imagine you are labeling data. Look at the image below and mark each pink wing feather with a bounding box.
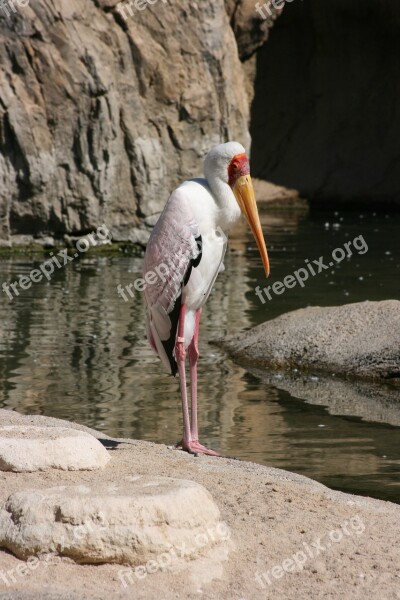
[143,191,201,375]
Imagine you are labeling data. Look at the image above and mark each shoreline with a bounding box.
[0,409,399,599]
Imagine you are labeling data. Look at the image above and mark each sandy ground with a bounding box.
[0,409,399,600]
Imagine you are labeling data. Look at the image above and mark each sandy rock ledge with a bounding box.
[0,409,399,600]
[0,427,110,472]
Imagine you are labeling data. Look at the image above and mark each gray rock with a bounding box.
[0,0,251,244]
[0,477,229,566]
[253,178,305,207]
[0,427,111,472]
[220,300,400,380]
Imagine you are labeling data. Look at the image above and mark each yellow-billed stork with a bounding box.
[143,142,269,456]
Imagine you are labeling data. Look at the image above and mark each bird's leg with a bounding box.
[188,308,201,442]
[173,305,221,457]
[175,304,192,447]
[185,309,222,457]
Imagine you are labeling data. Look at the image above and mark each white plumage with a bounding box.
[143,142,269,455]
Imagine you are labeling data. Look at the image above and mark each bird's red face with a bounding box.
[228,153,250,187]
[228,153,270,278]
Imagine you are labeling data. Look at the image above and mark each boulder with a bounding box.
[0,426,110,472]
[252,178,305,207]
[0,477,229,566]
[220,300,400,380]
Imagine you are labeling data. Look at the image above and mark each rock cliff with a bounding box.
[1,0,397,246]
[0,0,266,245]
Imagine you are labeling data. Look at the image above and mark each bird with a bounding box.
[143,141,270,456]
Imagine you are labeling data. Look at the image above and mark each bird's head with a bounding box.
[204,141,270,278]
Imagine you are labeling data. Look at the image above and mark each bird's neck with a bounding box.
[208,177,241,232]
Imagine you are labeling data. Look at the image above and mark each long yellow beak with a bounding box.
[232,174,270,277]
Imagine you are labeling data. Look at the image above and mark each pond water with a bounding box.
[0,208,399,503]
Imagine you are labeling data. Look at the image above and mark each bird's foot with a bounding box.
[172,439,222,457]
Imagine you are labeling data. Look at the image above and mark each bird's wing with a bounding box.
[143,192,202,376]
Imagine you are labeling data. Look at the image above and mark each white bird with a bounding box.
[143,141,270,456]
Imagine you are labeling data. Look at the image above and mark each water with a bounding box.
[0,208,399,503]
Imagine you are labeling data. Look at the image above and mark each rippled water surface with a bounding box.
[1,208,399,503]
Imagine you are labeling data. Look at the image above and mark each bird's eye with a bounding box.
[232,162,239,172]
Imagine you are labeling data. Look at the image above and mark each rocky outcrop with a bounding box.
[0,426,110,472]
[253,177,304,206]
[251,0,400,204]
[220,300,400,380]
[0,0,252,245]
[0,476,228,565]
[225,0,280,60]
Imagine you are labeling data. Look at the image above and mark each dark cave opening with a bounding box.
[250,0,400,204]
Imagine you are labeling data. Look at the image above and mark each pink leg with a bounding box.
[175,305,192,447]
[184,309,221,457]
[188,309,201,441]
